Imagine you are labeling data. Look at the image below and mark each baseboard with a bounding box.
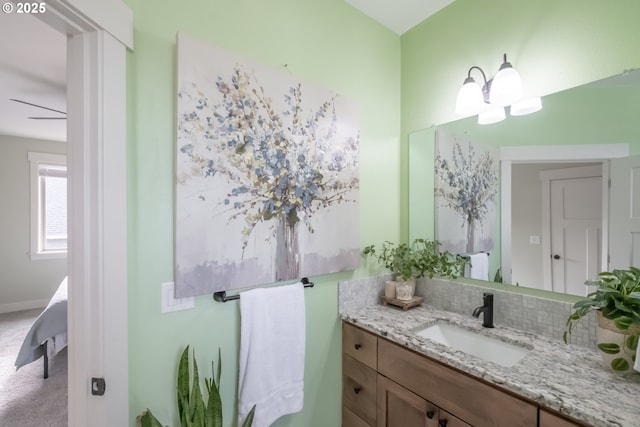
[0,299,49,314]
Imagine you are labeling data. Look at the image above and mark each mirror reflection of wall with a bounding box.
[409,70,640,294]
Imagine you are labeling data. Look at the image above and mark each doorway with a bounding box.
[36,3,133,426]
[542,165,602,295]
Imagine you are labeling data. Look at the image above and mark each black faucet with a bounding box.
[472,293,494,328]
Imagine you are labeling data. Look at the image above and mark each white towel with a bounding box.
[238,283,305,427]
[465,253,489,281]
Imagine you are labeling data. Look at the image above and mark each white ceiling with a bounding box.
[345,0,456,34]
[0,12,67,142]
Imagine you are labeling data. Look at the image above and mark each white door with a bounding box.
[547,169,602,296]
[609,155,640,269]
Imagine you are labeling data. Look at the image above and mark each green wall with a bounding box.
[125,1,400,425]
[400,0,640,241]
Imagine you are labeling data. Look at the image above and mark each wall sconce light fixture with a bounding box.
[455,54,542,124]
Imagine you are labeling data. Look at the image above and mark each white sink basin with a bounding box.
[415,322,530,367]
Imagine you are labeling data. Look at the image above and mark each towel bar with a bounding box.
[213,277,314,302]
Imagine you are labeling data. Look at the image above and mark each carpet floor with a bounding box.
[0,309,67,426]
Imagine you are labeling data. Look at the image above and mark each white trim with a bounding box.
[500,143,629,162]
[539,165,603,291]
[39,1,131,426]
[27,152,68,261]
[0,299,49,314]
[500,144,628,288]
[66,29,129,427]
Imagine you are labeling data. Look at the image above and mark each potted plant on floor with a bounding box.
[363,238,467,301]
[564,267,640,372]
[137,346,255,427]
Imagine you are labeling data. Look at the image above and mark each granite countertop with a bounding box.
[341,304,640,427]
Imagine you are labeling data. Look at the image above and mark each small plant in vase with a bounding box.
[362,238,467,301]
[564,267,640,372]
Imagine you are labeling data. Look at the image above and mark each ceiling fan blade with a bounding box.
[10,98,67,115]
[28,117,67,120]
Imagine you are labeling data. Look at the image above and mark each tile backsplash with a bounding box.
[338,275,596,348]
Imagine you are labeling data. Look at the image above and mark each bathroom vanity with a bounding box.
[341,304,640,427]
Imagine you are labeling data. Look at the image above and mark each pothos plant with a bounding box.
[362,238,467,281]
[137,346,255,427]
[564,268,640,371]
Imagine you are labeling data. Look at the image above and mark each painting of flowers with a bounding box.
[434,130,497,254]
[174,33,360,297]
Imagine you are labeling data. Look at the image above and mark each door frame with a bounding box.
[540,164,603,292]
[500,144,628,286]
[34,1,133,425]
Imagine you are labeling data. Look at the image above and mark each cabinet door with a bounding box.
[539,409,584,427]
[343,354,377,426]
[378,375,439,427]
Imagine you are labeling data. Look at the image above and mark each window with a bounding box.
[28,152,67,260]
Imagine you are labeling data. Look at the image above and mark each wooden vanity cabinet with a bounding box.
[378,374,471,427]
[343,323,378,426]
[343,321,587,427]
[377,337,537,427]
[539,409,585,427]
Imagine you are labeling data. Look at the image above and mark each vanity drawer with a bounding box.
[342,406,371,427]
[378,337,537,427]
[343,322,377,369]
[539,409,586,427]
[343,354,377,426]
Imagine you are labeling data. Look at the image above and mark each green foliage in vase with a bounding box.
[137,346,255,427]
[362,238,467,281]
[564,267,640,347]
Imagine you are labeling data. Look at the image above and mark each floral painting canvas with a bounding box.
[434,130,497,254]
[175,33,360,298]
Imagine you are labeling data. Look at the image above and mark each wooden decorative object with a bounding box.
[380,295,424,310]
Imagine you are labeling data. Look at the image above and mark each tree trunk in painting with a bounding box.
[466,215,475,253]
[275,213,300,281]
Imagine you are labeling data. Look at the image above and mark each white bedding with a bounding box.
[14,277,68,370]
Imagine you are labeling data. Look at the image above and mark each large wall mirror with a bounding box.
[409,70,640,296]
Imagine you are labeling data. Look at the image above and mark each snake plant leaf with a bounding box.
[597,342,621,354]
[241,405,256,427]
[138,410,166,427]
[204,370,223,427]
[611,357,630,371]
[177,346,191,422]
[191,352,205,426]
[216,348,222,392]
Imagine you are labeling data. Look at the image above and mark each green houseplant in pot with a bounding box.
[362,238,467,301]
[564,267,640,372]
[137,345,255,427]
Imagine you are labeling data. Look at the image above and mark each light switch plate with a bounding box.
[529,235,541,245]
[161,282,195,313]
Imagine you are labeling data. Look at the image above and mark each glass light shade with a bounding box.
[455,78,485,116]
[489,66,523,106]
[510,97,543,116]
[478,107,506,125]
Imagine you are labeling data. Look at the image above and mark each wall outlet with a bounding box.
[161,282,195,313]
[529,235,541,245]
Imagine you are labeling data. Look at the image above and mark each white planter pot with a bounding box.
[596,311,640,372]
